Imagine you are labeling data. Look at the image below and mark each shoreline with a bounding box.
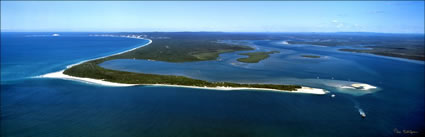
[38,70,138,87]
[37,37,328,95]
[66,37,152,69]
[145,84,328,94]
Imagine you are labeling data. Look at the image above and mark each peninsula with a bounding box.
[42,33,328,94]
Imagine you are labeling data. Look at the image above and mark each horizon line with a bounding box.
[1,31,424,35]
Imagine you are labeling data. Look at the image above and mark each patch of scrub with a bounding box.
[301,55,321,58]
[237,51,280,63]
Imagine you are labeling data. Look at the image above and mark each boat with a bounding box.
[360,111,366,118]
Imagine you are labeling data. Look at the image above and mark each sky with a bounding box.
[1,1,424,33]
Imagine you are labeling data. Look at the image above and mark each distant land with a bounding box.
[285,32,424,61]
[82,32,423,61]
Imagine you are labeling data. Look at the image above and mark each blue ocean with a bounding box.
[1,32,424,137]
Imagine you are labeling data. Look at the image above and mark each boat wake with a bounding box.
[352,99,366,118]
[356,106,366,118]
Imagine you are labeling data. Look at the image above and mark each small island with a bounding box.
[301,55,321,58]
[237,51,280,63]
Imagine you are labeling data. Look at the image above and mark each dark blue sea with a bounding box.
[1,32,424,137]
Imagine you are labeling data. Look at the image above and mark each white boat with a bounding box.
[360,111,366,118]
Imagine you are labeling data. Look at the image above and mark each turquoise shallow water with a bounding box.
[1,33,424,137]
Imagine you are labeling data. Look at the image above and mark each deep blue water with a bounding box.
[1,32,149,82]
[1,33,424,137]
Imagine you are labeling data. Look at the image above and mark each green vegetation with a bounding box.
[63,33,302,91]
[190,49,236,60]
[301,55,321,58]
[64,61,300,91]
[237,51,280,63]
[113,32,424,61]
[105,39,254,62]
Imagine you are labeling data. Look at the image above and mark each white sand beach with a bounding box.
[147,84,328,95]
[38,70,137,87]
